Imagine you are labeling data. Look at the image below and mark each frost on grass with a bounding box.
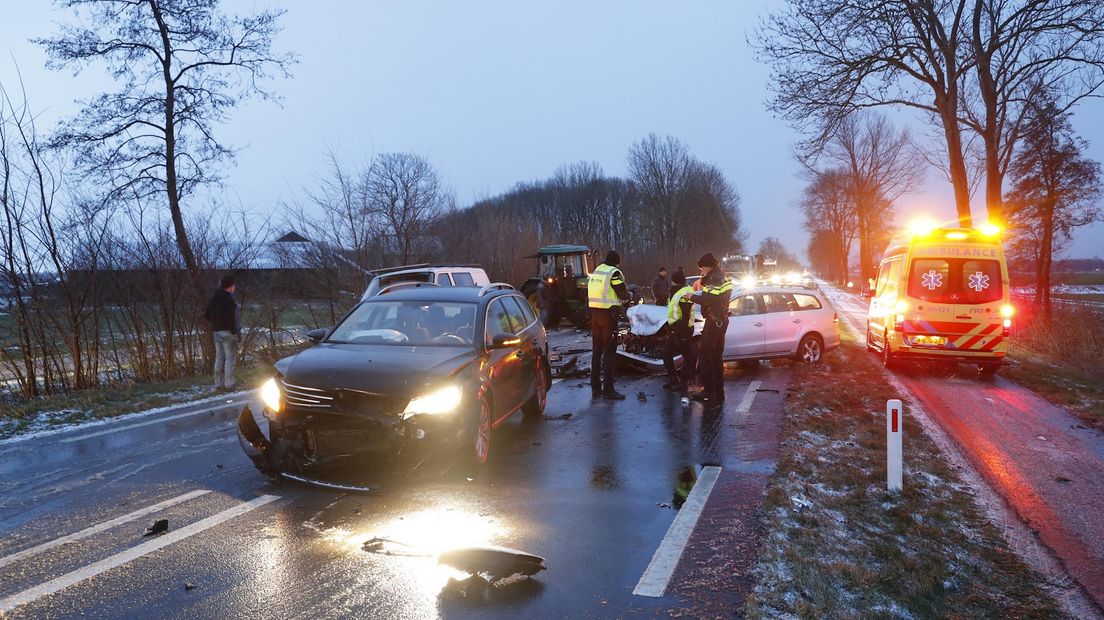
[745,338,1061,619]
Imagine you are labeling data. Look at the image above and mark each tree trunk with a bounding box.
[939,103,974,226]
[1040,201,1055,318]
[972,0,1004,225]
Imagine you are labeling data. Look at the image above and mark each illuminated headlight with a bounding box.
[261,378,282,412]
[402,385,462,419]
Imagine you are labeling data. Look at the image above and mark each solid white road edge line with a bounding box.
[735,381,762,413]
[59,401,247,444]
[633,466,722,598]
[0,490,211,570]
[0,494,280,614]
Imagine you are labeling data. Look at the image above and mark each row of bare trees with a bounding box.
[433,135,746,285]
[799,114,924,282]
[0,86,273,398]
[760,1,1104,299]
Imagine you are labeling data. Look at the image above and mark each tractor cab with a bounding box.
[521,244,595,328]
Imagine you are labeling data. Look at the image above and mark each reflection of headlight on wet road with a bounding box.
[261,377,281,412]
[402,385,462,419]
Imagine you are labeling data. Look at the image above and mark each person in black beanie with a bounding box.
[587,250,630,399]
[689,253,732,404]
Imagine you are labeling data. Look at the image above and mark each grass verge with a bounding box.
[1004,303,1104,430]
[745,329,1062,618]
[0,363,271,440]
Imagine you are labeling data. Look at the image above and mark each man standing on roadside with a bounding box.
[690,253,731,404]
[652,266,669,306]
[588,250,630,400]
[205,275,240,392]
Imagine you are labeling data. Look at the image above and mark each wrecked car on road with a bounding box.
[238,283,550,489]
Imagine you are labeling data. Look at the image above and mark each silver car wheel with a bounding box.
[801,337,822,363]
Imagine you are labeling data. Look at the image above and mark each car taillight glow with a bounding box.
[1003,317,1012,336]
[894,313,905,333]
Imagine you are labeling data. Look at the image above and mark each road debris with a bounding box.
[756,388,781,393]
[438,546,547,582]
[143,519,169,537]
[543,413,573,421]
[790,495,812,511]
[184,582,197,591]
[362,537,546,585]
[637,391,647,402]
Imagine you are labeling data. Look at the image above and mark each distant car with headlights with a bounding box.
[237,284,549,488]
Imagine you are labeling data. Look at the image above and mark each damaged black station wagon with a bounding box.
[237,283,550,489]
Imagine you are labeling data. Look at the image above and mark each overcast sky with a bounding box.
[2,1,1102,260]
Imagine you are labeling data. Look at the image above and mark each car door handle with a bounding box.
[754,322,764,327]
[792,319,802,324]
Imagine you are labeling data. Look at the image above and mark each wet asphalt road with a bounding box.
[0,355,789,618]
[825,283,1104,612]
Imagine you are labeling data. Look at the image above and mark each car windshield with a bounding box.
[326,300,478,346]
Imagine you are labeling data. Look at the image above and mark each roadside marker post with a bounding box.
[887,399,903,493]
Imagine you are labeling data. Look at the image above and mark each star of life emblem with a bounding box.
[921,270,943,291]
[968,271,990,293]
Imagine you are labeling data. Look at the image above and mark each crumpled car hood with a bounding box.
[275,343,477,395]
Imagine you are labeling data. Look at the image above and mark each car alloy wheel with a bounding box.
[799,335,822,363]
[536,362,548,411]
[475,398,492,464]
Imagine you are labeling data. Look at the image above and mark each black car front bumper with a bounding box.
[237,404,467,490]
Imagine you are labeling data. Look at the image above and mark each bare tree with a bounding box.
[367,153,450,265]
[37,0,295,287]
[755,0,975,223]
[627,134,692,263]
[819,113,923,282]
[966,0,1104,222]
[758,237,802,271]
[801,168,856,283]
[628,134,745,269]
[1006,90,1102,313]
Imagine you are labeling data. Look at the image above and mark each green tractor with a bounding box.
[520,244,596,328]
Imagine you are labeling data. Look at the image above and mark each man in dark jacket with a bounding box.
[652,267,669,306]
[690,253,732,404]
[205,275,240,391]
[588,250,630,400]
[662,269,695,393]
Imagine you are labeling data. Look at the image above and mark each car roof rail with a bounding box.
[478,283,515,297]
[366,262,483,277]
[376,281,441,296]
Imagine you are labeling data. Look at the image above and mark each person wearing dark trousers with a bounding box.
[588,250,630,400]
[690,253,732,404]
[662,269,695,393]
[652,267,669,306]
[205,275,241,392]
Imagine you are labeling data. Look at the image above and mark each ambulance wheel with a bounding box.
[882,331,899,370]
[866,327,877,353]
[978,363,999,378]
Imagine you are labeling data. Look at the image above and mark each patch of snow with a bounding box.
[0,387,254,445]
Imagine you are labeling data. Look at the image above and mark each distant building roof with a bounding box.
[275,231,311,243]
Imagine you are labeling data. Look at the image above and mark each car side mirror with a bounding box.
[490,333,522,349]
[306,328,329,343]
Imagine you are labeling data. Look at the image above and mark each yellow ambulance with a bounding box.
[866,221,1014,376]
